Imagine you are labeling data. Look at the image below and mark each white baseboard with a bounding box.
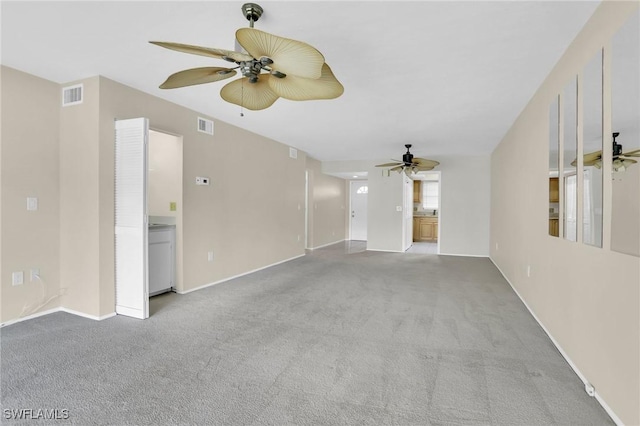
[177,253,306,295]
[489,257,623,426]
[308,239,345,250]
[1,307,116,328]
[438,252,489,258]
[367,248,404,253]
[61,308,116,321]
[0,307,60,328]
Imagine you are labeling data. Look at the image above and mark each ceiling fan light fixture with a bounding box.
[151,2,343,110]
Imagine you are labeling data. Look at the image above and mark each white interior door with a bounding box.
[115,117,149,319]
[350,181,368,241]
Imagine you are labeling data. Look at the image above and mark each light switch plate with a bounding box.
[12,271,24,286]
[27,197,38,211]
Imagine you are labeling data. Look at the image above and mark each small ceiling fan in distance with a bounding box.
[376,144,439,177]
[572,132,640,172]
[149,3,343,111]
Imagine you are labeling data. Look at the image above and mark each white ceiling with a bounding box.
[1,1,600,162]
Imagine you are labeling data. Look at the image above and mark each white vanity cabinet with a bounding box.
[148,224,175,296]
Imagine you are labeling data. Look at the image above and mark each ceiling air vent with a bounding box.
[289,147,298,159]
[197,117,214,135]
[62,84,83,106]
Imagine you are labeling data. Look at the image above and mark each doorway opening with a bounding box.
[409,171,441,254]
[148,130,183,307]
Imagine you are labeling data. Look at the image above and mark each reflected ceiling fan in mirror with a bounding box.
[572,132,640,172]
[375,144,440,177]
[150,3,343,112]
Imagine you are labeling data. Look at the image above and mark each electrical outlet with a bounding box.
[585,382,595,397]
[30,268,40,282]
[12,271,24,286]
[27,197,38,211]
[196,177,210,186]
[207,251,214,262]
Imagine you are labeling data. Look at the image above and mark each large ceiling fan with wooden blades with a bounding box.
[572,132,640,172]
[376,144,439,177]
[150,3,343,111]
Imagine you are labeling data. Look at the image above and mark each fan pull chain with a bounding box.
[240,78,245,117]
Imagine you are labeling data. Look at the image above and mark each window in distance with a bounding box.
[422,181,439,210]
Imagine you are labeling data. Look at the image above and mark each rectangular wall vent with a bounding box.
[62,84,83,106]
[197,117,214,135]
[289,147,298,159]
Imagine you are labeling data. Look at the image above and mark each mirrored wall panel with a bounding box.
[563,77,578,242]
[582,49,603,248]
[549,96,559,237]
[611,10,640,257]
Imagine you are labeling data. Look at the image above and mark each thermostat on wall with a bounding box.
[195,177,210,186]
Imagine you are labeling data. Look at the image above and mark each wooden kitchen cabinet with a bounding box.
[549,219,559,237]
[413,216,438,242]
[549,177,559,202]
[413,180,421,203]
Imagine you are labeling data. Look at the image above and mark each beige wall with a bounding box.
[490,2,640,424]
[59,76,101,316]
[98,76,307,306]
[2,69,318,323]
[305,157,347,249]
[323,159,491,255]
[1,67,61,323]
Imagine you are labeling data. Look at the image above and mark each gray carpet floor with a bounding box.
[1,241,613,425]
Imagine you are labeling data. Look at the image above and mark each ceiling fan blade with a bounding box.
[621,149,640,157]
[375,162,402,167]
[149,41,253,62]
[235,28,325,79]
[267,63,344,101]
[415,166,435,171]
[412,158,439,168]
[220,75,279,110]
[389,165,404,173]
[584,159,601,167]
[584,150,603,163]
[158,67,237,89]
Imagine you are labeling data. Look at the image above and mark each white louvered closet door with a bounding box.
[115,118,149,319]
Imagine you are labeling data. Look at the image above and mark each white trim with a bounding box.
[309,239,345,250]
[1,308,116,328]
[177,253,306,295]
[438,252,489,258]
[60,308,116,321]
[490,257,623,426]
[0,307,60,328]
[366,248,404,253]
